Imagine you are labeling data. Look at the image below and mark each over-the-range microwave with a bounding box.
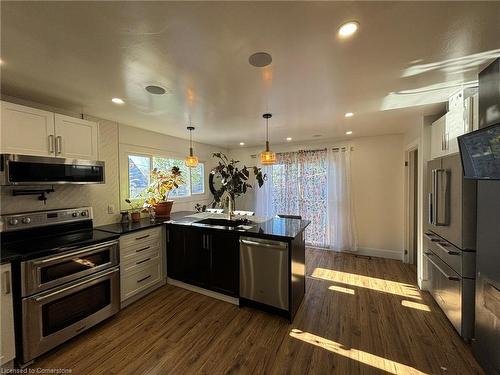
[0,154,105,185]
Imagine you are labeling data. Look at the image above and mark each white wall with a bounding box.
[0,96,227,225]
[228,134,406,259]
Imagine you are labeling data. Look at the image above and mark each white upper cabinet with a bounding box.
[54,114,98,160]
[1,263,16,366]
[0,101,99,160]
[430,94,478,160]
[431,115,446,160]
[1,101,55,156]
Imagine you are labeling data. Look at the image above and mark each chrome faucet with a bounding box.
[220,190,234,220]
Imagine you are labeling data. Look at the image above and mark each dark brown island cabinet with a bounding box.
[165,218,310,321]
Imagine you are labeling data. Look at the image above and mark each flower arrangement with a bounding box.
[124,198,143,222]
[144,166,185,217]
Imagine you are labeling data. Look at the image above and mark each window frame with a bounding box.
[119,144,208,210]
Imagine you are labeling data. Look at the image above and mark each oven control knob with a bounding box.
[8,218,19,226]
[81,211,88,217]
[72,212,79,217]
[21,217,31,224]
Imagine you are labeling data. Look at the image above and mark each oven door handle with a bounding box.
[31,240,118,265]
[424,252,460,281]
[32,268,118,302]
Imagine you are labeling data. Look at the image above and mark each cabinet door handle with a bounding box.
[136,258,151,265]
[137,275,151,283]
[135,246,150,253]
[56,136,62,155]
[3,271,11,295]
[135,234,150,240]
[48,135,55,153]
[445,132,449,150]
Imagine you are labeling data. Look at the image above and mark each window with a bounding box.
[126,153,205,200]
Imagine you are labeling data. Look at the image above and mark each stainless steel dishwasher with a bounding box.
[239,236,289,310]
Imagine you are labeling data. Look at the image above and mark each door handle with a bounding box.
[48,135,55,154]
[3,270,11,295]
[135,234,150,240]
[56,136,62,155]
[436,242,459,255]
[135,246,150,253]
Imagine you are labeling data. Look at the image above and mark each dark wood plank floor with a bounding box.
[32,249,483,374]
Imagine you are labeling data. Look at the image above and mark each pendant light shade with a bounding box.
[185,126,199,168]
[259,113,276,165]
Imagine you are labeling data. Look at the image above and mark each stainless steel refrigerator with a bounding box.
[424,153,477,340]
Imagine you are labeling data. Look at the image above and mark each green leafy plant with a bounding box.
[211,152,265,203]
[144,166,185,206]
[124,198,143,213]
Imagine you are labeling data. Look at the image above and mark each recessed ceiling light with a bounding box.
[346,130,353,135]
[239,142,245,146]
[145,85,167,95]
[249,52,272,67]
[286,137,292,141]
[338,21,359,38]
[112,98,125,104]
[345,112,354,118]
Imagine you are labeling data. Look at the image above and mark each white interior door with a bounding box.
[0,101,55,156]
[54,114,98,159]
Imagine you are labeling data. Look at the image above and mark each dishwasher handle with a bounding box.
[240,238,288,249]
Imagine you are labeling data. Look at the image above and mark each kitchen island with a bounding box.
[98,211,310,321]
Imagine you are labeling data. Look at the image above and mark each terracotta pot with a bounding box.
[130,211,141,222]
[154,200,173,218]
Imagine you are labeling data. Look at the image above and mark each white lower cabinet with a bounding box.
[1,263,16,367]
[119,227,165,305]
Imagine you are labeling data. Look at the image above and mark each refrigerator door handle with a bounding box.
[428,192,434,225]
[435,169,449,226]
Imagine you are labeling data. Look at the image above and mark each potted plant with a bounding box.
[124,199,142,222]
[144,166,185,217]
[210,153,265,207]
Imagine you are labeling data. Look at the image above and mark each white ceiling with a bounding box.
[1,1,500,148]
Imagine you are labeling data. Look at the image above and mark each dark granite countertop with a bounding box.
[94,211,192,235]
[96,211,310,241]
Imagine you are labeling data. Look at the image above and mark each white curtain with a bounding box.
[327,147,358,252]
[255,165,274,217]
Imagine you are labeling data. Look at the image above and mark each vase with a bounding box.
[130,211,141,223]
[154,200,174,218]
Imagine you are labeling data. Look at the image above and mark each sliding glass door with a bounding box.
[261,149,328,247]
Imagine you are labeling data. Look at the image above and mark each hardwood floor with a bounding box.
[33,249,483,374]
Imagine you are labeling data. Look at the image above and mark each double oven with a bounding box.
[20,240,120,363]
[0,207,120,365]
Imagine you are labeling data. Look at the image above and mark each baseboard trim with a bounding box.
[167,278,240,305]
[418,277,429,291]
[354,247,404,261]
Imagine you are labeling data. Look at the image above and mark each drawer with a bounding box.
[121,261,162,301]
[425,251,463,334]
[120,227,162,249]
[120,239,160,263]
[424,232,475,278]
[121,252,161,273]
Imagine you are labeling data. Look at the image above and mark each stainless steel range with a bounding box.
[0,207,120,365]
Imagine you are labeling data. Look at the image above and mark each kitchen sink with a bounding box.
[195,218,252,227]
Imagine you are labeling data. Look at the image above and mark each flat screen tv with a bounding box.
[458,122,500,180]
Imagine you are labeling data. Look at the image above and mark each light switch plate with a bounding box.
[107,204,115,214]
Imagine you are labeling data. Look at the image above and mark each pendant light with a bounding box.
[259,113,276,165]
[185,126,199,168]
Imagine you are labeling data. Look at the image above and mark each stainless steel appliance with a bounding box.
[465,58,500,375]
[425,153,477,340]
[0,207,120,365]
[239,236,289,310]
[0,154,105,185]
